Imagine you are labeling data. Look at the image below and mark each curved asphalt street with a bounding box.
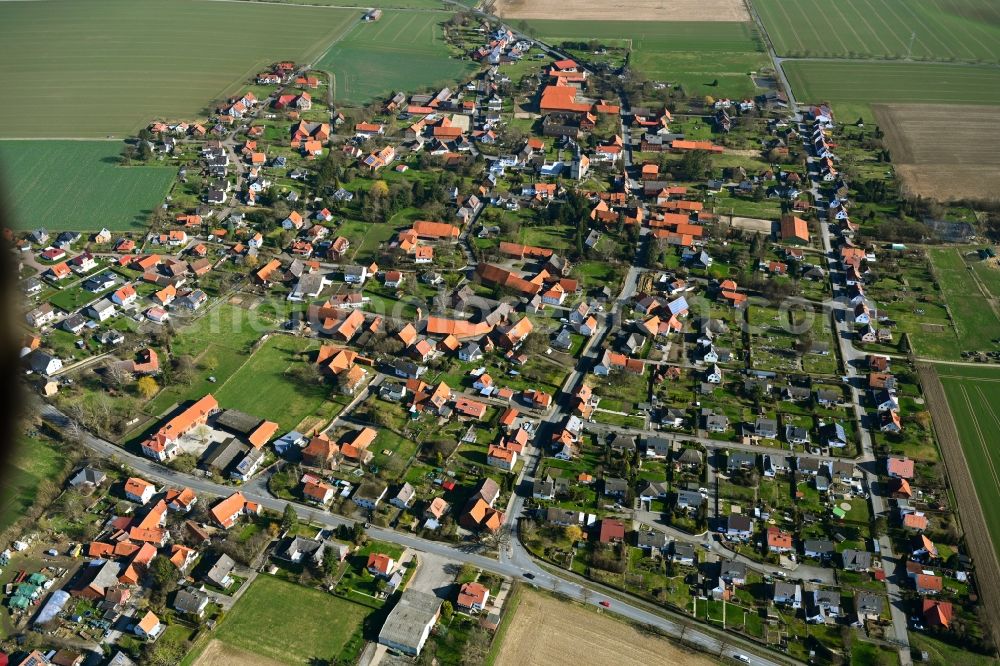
[40,402,790,666]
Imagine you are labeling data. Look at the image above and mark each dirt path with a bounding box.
[494,589,714,666]
[194,639,287,666]
[916,364,1000,642]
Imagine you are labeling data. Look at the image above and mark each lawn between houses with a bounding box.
[210,574,373,664]
[316,10,477,106]
[0,141,176,231]
[0,0,361,138]
[212,334,336,433]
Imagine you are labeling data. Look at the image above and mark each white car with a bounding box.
[734,655,751,663]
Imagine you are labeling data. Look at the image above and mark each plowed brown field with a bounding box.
[874,104,1000,200]
[494,589,714,666]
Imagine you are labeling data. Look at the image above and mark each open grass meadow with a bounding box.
[936,364,1000,558]
[0,0,360,138]
[782,61,1000,112]
[213,334,333,432]
[0,436,66,533]
[316,10,477,105]
[0,141,175,231]
[754,0,1000,63]
[144,301,272,417]
[214,575,372,664]
[913,248,1000,359]
[521,20,769,99]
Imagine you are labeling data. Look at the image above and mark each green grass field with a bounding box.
[911,248,1000,359]
[754,0,1000,63]
[522,20,769,99]
[0,0,359,138]
[783,61,1000,109]
[145,302,272,416]
[214,575,372,664]
[0,436,66,533]
[316,10,476,105]
[0,141,175,231]
[213,334,332,432]
[936,364,1000,560]
[229,0,472,7]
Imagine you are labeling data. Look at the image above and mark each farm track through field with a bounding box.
[917,364,1000,640]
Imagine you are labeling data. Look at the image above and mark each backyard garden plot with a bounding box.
[0,141,175,231]
[0,0,359,138]
[213,575,372,664]
[860,252,950,357]
[316,11,476,105]
[873,104,1000,201]
[520,20,768,99]
[782,61,1000,114]
[753,0,1000,63]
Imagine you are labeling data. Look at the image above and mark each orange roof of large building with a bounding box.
[457,582,489,608]
[499,241,553,259]
[350,427,378,450]
[398,323,418,346]
[915,573,942,592]
[210,491,249,528]
[425,316,493,339]
[766,526,793,549]
[124,477,154,499]
[145,394,218,453]
[922,599,953,627]
[165,487,196,510]
[303,479,335,501]
[903,513,928,530]
[455,396,488,419]
[540,84,592,114]
[475,263,541,295]
[114,541,139,558]
[128,526,165,544]
[887,456,914,478]
[780,214,810,243]
[671,139,724,153]
[333,309,366,340]
[412,220,460,239]
[248,420,279,449]
[366,552,394,574]
[134,500,167,530]
[426,496,448,519]
[137,611,160,635]
[169,544,195,569]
